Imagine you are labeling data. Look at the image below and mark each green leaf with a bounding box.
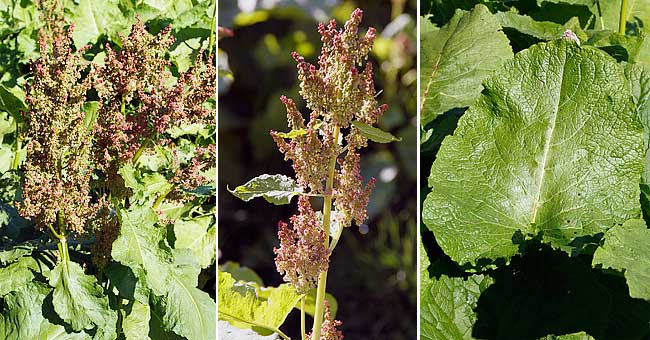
[218,271,300,337]
[111,205,172,297]
[49,261,117,337]
[540,332,596,340]
[123,300,151,340]
[82,101,99,132]
[420,5,513,126]
[160,249,216,340]
[173,215,216,268]
[350,120,401,143]
[274,129,307,139]
[592,219,650,301]
[625,64,650,221]
[537,332,595,340]
[420,274,493,340]
[496,12,586,41]
[0,85,25,121]
[598,0,650,32]
[0,257,36,296]
[589,32,650,65]
[119,165,173,206]
[229,174,302,205]
[423,39,644,267]
[66,0,127,48]
[219,261,264,286]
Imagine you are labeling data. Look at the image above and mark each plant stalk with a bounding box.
[619,0,628,34]
[300,297,307,340]
[208,0,217,55]
[11,120,20,170]
[311,126,340,340]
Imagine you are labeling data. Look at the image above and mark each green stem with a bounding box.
[311,126,340,340]
[208,0,217,55]
[132,139,150,164]
[11,120,20,170]
[153,187,172,210]
[619,0,628,34]
[275,329,291,340]
[596,0,605,30]
[301,297,307,340]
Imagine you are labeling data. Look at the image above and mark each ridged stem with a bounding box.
[619,0,628,34]
[311,125,339,340]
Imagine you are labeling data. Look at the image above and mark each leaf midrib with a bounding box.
[530,48,568,224]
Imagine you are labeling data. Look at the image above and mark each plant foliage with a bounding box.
[421,1,650,339]
[0,1,217,339]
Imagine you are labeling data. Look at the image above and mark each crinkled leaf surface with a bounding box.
[218,271,301,337]
[420,5,513,126]
[49,261,117,338]
[420,274,493,340]
[111,205,172,296]
[424,39,644,266]
[229,174,302,205]
[593,219,650,300]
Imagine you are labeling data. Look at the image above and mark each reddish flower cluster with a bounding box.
[274,196,330,294]
[20,17,215,245]
[272,8,386,237]
[20,25,96,234]
[307,301,344,340]
[94,18,216,197]
[93,19,174,179]
[271,97,337,193]
[334,150,375,228]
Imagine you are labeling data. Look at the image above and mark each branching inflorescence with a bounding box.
[19,16,216,268]
[234,8,395,340]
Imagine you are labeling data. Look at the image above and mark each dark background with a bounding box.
[218,0,417,338]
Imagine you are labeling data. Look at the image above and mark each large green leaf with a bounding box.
[420,5,513,126]
[421,274,494,340]
[0,282,92,340]
[123,300,151,340]
[496,12,586,41]
[111,205,172,297]
[218,271,301,337]
[423,39,644,266]
[66,0,127,48]
[592,219,650,300]
[120,165,173,206]
[173,215,216,268]
[229,174,303,205]
[159,249,216,340]
[49,261,117,338]
[0,257,36,296]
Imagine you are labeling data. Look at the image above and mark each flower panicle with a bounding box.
[20,24,95,234]
[273,196,330,294]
